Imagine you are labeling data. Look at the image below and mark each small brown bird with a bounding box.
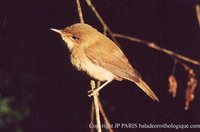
[51,23,159,101]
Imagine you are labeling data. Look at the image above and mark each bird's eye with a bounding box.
[71,35,78,40]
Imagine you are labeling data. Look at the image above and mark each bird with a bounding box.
[50,23,159,101]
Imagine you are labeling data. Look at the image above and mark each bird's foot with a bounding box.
[88,89,99,97]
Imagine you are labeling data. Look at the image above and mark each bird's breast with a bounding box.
[70,48,115,81]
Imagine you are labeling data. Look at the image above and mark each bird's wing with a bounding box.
[85,36,159,101]
[85,36,141,82]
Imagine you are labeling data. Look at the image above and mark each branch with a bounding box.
[113,33,200,66]
[196,4,200,27]
[90,103,94,132]
[90,81,113,132]
[76,0,84,23]
[98,101,114,132]
[90,80,102,132]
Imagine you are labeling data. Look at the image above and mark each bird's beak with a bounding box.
[50,28,62,34]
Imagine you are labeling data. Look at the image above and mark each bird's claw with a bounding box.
[88,89,99,97]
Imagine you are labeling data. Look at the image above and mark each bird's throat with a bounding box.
[62,37,74,51]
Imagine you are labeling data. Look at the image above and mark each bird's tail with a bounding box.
[132,78,159,102]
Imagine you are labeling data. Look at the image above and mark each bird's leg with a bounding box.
[88,80,112,97]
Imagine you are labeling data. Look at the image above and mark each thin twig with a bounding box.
[90,103,95,132]
[76,0,84,23]
[97,81,113,132]
[91,80,102,132]
[113,33,200,66]
[196,4,200,27]
[98,101,114,132]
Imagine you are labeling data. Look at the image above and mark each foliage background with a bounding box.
[0,0,200,131]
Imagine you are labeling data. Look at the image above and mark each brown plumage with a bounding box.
[51,23,159,101]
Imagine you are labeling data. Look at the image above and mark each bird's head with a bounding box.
[51,23,99,51]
